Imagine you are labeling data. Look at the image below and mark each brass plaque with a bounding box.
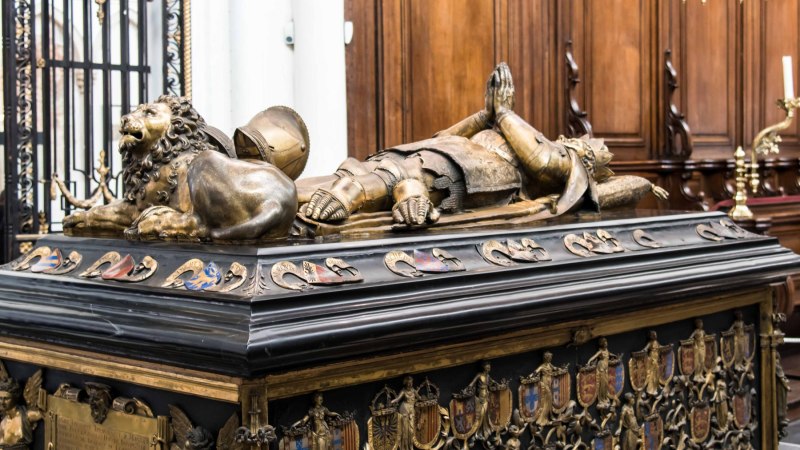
[45,395,166,450]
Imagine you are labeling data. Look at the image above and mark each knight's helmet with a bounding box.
[233,106,310,180]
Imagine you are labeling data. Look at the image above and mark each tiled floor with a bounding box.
[783,420,800,447]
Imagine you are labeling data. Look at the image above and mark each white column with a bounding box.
[292,0,348,177]
[191,1,232,134]
[229,0,295,130]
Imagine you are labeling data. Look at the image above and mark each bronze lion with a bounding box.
[63,95,300,242]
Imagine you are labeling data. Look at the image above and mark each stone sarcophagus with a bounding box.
[0,210,797,450]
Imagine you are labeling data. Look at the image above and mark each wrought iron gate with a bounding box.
[1,0,190,262]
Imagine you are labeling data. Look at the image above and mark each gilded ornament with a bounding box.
[10,246,51,271]
[478,238,550,266]
[719,312,756,371]
[384,249,465,277]
[696,219,747,242]
[629,331,674,395]
[205,262,248,293]
[577,337,624,410]
[271,258,363,291]
[564,229,624,257]
[689,402,711,443]
[367,386,400,450]
[45,250,82,275]
[615,393,640,450]
[0,360,44,450]
[641,413,664,450]
[632,229,661,248]
[100,254,158,282]
[519,352,570,427]
[450,361,509,441]
[169,405,243,450]
[677,319,717,382]
[79,251,121,278]
[282,392,358,450]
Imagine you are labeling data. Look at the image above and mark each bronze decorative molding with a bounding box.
[79,251,121,278]
[696,219,748,242]
[384,249,465,277]
[479,239,550,267]
[100,254,158,282]
[564,229,624,257]
[162,259,247,292]
[9,247,82,275]
[632,229,662,249]
[271,258,363,291]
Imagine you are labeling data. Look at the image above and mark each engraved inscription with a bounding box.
[55,417,151,450]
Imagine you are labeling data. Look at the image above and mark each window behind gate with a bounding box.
[1,0,190,261]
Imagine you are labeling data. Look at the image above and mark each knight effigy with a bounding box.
[0,63,797,450]
[61,63,666,242]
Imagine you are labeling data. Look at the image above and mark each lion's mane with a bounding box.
[121,95,216,203]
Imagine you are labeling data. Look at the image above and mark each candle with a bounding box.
[783,56,795,99]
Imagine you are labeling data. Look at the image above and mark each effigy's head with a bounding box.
[0,378,20,411]
[559,135,614,183]
[119,95,215,202]
[234,106,310,180]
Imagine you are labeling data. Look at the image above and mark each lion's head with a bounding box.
[119,95,215,203]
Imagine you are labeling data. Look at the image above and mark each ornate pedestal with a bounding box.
[0,211,797,449]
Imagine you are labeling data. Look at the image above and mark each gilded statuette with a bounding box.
[281,392,358,450]
[577,337,624,410]
[518,352,570,427]
[629,331,674,395]
[0,360,44,450]
[450,361,510,441]
[678,319,717,382]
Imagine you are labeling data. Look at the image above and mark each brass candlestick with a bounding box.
[729,97,800,220]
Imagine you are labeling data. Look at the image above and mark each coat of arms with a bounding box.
[690,402,711,443]
[733,390,753,430]
[450,361,507,441]
[720,312,756,370]
[519,352,570,426]
[629,331,674,396]
[641,414,664,450]
[678,319,717,381]
[282,392,358,450]
[368,378,449,450]
[578,338,624,409]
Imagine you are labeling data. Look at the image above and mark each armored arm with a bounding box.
[434,111,490,139]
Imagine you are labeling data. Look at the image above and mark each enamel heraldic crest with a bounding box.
[518,352,571,427]
[629,332,673,396]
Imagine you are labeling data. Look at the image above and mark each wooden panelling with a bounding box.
[344,0,800,211]
[680,0,739,159]
[344,0,379,161]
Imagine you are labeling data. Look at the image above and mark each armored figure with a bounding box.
[298,63,667,232]
[293,392,342,450]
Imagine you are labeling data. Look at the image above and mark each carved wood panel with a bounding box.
[563,0,655,161]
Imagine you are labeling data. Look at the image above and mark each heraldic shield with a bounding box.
[551,370,571,413]
[280,429,312,450]
[577,365,598,408]
[658,345,675,384]
[733,390,753,430]
[414,379,448,450]
[331,419,359,450]
[678,335,717,377]
[592,433,614,450]
[487,383,513,432]
[690,403,711,443]
[368,386,400,450]
[449,394,479,440]
[629,350,648,392]
[607,358,625,399]
[721,318,756,369]
[518,379,540,422]
[642,414,664,450]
